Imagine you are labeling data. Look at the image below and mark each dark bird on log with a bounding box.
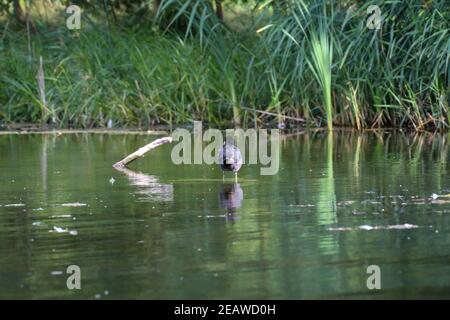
[218,142,243,182]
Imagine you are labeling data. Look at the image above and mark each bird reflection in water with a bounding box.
[114,166,173,202]
[219,183,244,220]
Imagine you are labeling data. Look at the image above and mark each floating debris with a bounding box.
[32,208,44,211]
[51,214,72,218]
[205,214,227,219]
[52,226,67,233]
[4,203,25,207]
[430,193,450,200]
[289,203,315,208]
[50,271,63,276]
[328,226,353,231]
[109,177,115,185]
[61,203,87,207]
[432,199,450,204]
[50,226,78,235]
[337,200,356,206]
[328,223,419,232]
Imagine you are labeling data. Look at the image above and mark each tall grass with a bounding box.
[0,0,448,130]
[307,26,333,131]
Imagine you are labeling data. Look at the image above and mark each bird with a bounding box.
[218,142,243,182]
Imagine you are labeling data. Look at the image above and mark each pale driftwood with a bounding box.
[113,136,173,168]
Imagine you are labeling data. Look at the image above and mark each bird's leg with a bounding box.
[222,173,225,182]
[234,172,237,183]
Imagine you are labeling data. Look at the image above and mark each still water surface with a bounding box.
[0,131,449,299]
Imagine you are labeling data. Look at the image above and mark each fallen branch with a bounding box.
[113,136,173,168]
[241,107,306,122]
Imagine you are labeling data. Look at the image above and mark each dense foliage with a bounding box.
[0,0,448,130]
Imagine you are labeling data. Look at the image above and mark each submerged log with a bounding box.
[113,136,173,168]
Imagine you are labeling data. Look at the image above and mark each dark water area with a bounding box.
[0,132,449,299]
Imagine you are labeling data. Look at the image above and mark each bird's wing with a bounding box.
[218,146,225,164]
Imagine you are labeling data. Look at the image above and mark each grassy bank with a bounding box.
[0,0,449,130]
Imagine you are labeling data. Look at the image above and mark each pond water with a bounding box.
[0,131,449,299]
